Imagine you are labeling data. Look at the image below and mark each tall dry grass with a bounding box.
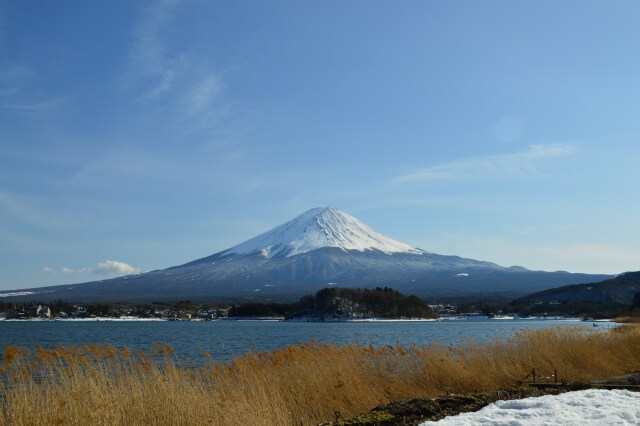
[1,325,639,425]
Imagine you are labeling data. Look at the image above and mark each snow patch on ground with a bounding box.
[420,389,640,425]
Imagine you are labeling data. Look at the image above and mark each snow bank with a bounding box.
[420,389,640,425]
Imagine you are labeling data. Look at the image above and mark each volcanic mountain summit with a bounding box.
[2,207,611,301]
[224,206,423,258]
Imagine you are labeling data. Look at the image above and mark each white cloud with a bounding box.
[92,260,140,276]
[42,261,141,277]
[394,144,576,183]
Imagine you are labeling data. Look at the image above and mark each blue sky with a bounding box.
[1,0,639,290]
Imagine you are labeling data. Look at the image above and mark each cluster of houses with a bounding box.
[428,304,517,319]
[1,303,231,321]
[5,304,55,319]
[428,304,458,316]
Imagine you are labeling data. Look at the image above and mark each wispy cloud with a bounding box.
[0,189,66,231]
[394,144,577,183]
[0,65,33,96]
[146,69,176,99]
[0,65,67,114]
[125,0,185,100]
[427,233,639,274]
[2,96,68,114]
[124,0,230,129]
[184,73,224,117]
[43,261,141,277]
[58,145,188,190]
[532,243,640,272]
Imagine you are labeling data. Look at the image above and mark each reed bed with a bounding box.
[1,325,639,425]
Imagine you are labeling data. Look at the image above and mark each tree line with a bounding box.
[229,287,436,319]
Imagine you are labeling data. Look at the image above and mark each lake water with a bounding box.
[0,319,611,363]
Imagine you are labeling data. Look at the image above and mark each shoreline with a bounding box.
[0,317,622,324]
[0,316,611,322]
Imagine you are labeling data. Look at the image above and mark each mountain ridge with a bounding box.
[520,271,640,304]
[0,207,613,302]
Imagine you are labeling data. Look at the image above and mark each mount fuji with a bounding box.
[2,207,611,301]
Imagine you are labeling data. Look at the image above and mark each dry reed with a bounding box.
[1,325,639,425]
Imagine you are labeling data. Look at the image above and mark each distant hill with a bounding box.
[520,271,640,304]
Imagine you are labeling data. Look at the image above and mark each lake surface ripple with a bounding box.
[0,319,611,363]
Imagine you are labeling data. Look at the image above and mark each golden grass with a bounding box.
[1,325,639,425]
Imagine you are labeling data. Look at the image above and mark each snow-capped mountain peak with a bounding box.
[227,206,423,258]
[2,207,612,302]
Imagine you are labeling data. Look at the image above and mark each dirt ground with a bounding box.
[320,372,640,426]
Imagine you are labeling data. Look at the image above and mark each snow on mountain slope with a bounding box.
[226,206,424,258]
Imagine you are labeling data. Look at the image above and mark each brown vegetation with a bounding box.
[1,326,639,425]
